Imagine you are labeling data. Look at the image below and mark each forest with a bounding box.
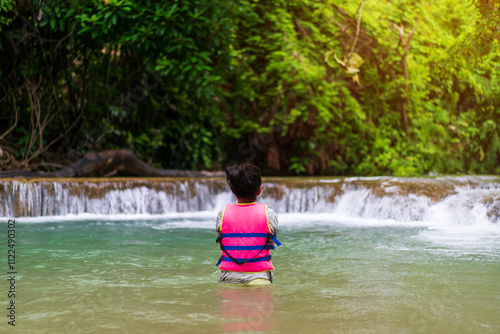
[1,0,499,176]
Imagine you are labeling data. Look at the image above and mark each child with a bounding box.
[215,163,280,284]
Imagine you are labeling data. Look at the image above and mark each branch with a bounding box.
[30,162,66,171]
[54,24,76,50]
[0,87,18,141]
[392,23,405,44]
[21,108,84,167]
[346,0,365,66]
[405,26,416,54]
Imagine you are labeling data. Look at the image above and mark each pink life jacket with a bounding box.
[216,203,281,272]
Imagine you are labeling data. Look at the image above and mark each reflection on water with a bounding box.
[218,285,275,333]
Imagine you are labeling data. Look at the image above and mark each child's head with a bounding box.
[226,163,262,201]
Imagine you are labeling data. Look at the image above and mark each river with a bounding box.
[1,176,499,333]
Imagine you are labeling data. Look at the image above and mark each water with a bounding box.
[1,177,500,333]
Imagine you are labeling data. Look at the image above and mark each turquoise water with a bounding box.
[5,213,500,333]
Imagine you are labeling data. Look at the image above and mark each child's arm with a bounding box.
[268,207,278,236]
[268,207,278,245]
[216,209,223,242]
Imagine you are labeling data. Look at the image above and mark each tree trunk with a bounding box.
[0,149,224,178]
[393,24,415,135]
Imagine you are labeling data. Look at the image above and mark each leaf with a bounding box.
[334,53,346,67]
[347,53,364,69]
[50,17,56,30]
[77,26,91,35]
[332,52,364,77]
[352,73,360,85]
[324,50,337,68]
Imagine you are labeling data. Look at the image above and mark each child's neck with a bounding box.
[236,197,256,204]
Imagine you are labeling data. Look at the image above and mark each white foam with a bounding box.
[2,177,499,239]
[10,211,218,224]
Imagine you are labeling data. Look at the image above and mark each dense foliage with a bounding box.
[1,0,499,176]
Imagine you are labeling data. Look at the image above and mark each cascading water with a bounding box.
[0,178,227,217]
[1,176,499,226]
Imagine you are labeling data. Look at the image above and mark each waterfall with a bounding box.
[1,176,499,225]
[0,178,227,217]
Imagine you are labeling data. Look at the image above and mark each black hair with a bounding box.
[225,163,262,201]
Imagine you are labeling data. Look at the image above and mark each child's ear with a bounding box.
[258,186,262,196]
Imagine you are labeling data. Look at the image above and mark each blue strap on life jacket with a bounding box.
[215,232,281,266]
[223,245,275,250]
[270,234,281,247]
[215,255,272,266]
[221,255,272,263]
[218,233,281,246]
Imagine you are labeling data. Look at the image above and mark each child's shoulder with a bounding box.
[265,206,277,214]
[265,206,278,222]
